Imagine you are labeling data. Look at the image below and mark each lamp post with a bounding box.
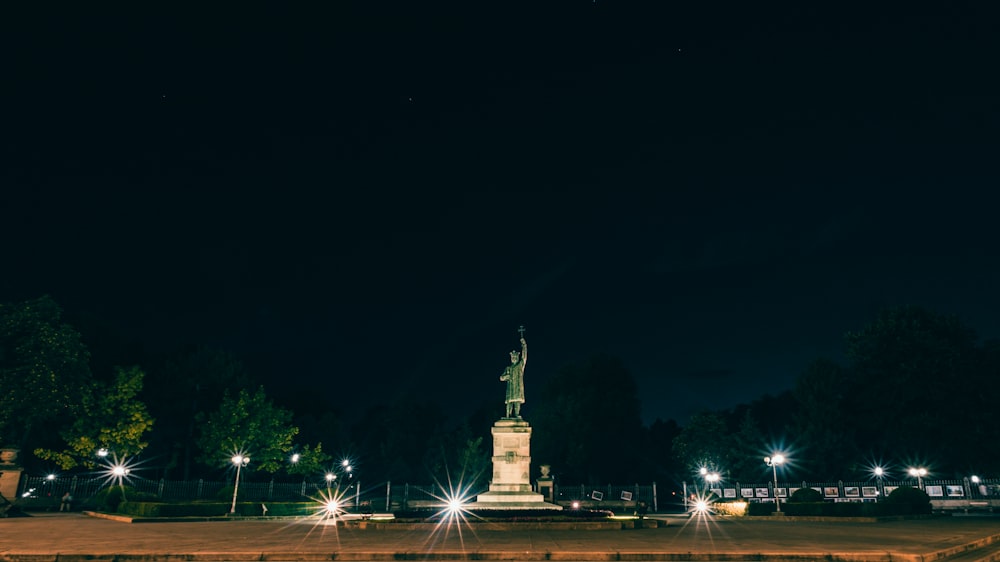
[230,455,250,514]
[907,467,926,490]
[700,467,721,492]
[874,466,885,499]
[764,454,785,512]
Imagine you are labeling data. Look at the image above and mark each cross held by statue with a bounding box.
[518,325,525,338]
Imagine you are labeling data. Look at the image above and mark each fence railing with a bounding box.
[16,475,1000,513]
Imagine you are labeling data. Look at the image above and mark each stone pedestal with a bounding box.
[0,448,23,502]
[469,419,562,510]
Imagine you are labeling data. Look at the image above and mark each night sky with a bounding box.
[4,4,998,425]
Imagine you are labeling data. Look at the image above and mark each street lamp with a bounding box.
[230,455,250,514]
[873,466,886,499]
[700,467,721,491]
[764,454,786,512]
[907,467,927,490]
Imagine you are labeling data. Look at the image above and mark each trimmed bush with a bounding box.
[746,502,775,516]
[883,486,931,515]
[788,488,823,503]
[92,486,159,512]
[783,502,825,516]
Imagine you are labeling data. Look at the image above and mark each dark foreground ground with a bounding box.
[2,512,1000,561]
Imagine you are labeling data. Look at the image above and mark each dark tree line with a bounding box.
[3,296,998,490]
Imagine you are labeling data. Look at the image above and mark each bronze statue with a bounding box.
[500,329,527,418]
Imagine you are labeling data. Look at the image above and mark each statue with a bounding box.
[500,327,527,418]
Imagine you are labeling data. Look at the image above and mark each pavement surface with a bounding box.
[1,512,1000,561]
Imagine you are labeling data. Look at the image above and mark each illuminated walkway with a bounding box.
[3,512,999,561]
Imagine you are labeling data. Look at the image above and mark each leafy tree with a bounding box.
[671,411,728,478]
[195,386,298,474]
[423,422,490,490]
[0,296,92,452]
[35,365,154,469]
[641,418,682,484]
[791,358,858,479]
[532,355,644,483]
[144,346,254,479]
[352,401,447,483]
[844,306,979,470]
[726,409,767,481]
[287,442,332,478]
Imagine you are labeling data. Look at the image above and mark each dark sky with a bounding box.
[4,3,998,424]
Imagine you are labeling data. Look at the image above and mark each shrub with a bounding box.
[746,502,775,516]
[783,502,825,516]
[883,486,931,515]
[92,486,158,512]
[788,488,823,503]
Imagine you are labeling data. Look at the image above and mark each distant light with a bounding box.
[342,459,350,467]
[971,475,981,484]
[97,448,109,457]
[571,500,581,510]
[706,472,720,483]
[874,467,884,477]
[908,467,927,477]
[232,455,249,466]
[290,454,300,463]
[699,467,708,476]
[326,473,336,482]
[46,474,56,481]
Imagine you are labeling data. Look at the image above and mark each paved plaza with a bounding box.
[2,512,999,561]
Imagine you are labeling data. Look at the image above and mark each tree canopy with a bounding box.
[0,295,92,450]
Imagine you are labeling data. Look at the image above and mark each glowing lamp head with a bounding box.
[571,500,581,510]
[874,467,884,477]
[112,465,128,477]
[290,453,300,463]
[97,448,109,457]
[325,472,336,482]
[46,474,56,481]
[972,475,981,484]
[699,467,708,475]
[231,455,249,466]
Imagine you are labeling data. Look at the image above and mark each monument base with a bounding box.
[469,418,562,511]
[468,490,563,511]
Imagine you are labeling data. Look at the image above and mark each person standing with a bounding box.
[60,492,73,512]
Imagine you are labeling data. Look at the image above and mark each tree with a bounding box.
[423,422,490,490]
[844,306,979,470]
[195,386,298,474]
[287,442,332,478]
[352,401,447,483]
[532,355,644,483]
[671,411,728,478]
[35,365,155,469]
[0,296,92,453]
[791,358,858,479]
[144,346,254,479]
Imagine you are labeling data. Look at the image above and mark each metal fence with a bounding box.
[683,477,1000,504]
[16,474,1000,512]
